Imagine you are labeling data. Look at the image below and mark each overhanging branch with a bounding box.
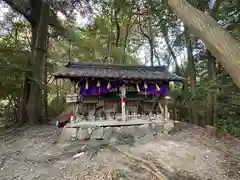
[3,0,31,21]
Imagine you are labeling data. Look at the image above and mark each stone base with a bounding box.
[76,128,90,140]
[163,120,174,134]
[91,127,104,139]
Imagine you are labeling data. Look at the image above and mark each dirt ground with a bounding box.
[0,123,239,180]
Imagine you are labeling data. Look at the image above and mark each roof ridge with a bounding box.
[53,60,185,82]
[66,60,167,71]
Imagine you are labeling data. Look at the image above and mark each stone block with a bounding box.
[163,120,174,134]
[91,127,104,139]
[76,128,90,140]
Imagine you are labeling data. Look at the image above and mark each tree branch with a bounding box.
[210,0,221,18]
[3,0,31,21]
[114,6,120,47]
[137,6,151,41]
[168,0,240,89]
[161,24,182,75]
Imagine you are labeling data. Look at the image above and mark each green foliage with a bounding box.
[48,93,66,118]
[0,0,239,136]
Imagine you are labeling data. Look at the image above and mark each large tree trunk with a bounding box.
[19,24,38,125]
[26,2,49,125]
[18,0,42,125]
[167,0,240,89]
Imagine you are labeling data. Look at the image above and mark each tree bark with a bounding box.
[167,0,240,89]
[3,0,65,37]
[26,1,49,125]
[161,24,182,75]
[138,0,154,66]
[147,0,154,66]
[206,51,217,125]
[42,59,48,122]
[206,0,220,126]
[107,0,114,64]
[114,5,120,47]
[19,24,38,125]
[122,0,134,64]
[185,27,198,125]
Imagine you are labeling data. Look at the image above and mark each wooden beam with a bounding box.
[164,96,171,120]
[71,81,77,123]
[120,84,126,121]
[65,119,164,128]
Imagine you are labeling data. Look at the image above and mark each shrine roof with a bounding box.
[53,61,184,82]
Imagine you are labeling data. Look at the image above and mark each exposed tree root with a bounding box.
[110,145,168,180]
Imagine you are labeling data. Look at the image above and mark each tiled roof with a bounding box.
[53,61,184,82]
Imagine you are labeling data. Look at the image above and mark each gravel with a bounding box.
[0,123,239,180]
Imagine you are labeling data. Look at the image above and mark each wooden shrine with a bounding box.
[53,61,184,139]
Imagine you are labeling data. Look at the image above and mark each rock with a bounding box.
[163,120,174,134]
[57,126,77,143]
[154,124,164,134]
[103,127,114,140]
[77,128,89,140]
[91,127,104,139]
[206,125,217,137]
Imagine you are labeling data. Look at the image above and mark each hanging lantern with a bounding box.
[85,78,89,89]
[107,81,111,89]
[96,80,101,92]
[96,80,101,87]
[136,84,140,92]
[144,82,148,89]
[144,82,148,96]
[156,84,161,91]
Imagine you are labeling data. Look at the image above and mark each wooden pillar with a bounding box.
[71,80,77,123]
[163,96,171,121]
[120,84,126,121]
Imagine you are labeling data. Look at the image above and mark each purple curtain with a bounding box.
[79,79,120,95]
[79,78,168,96]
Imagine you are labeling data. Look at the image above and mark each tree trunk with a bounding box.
[19,24,38,125]
[161,24,182,75]
[206,51,217,126]
[185,27,198,125]
[147,0,154,66]
[107,0,114,64]
[114,4,120,47]
[138,0,154,66]
[122,0,134,64]
[26,1,49,125]
[42,60,48,122]
[18,0,42,125]
[206,0,220,126]
[167,0,240,89]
